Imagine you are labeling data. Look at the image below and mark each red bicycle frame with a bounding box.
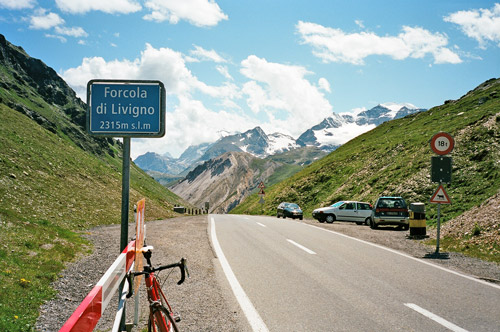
[145,271,175,332]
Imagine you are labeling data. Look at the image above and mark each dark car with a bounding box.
[277,202,303,220]
[370,196,409,230]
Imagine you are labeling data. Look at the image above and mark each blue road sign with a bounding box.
[87,80,165,137]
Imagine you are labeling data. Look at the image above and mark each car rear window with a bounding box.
[376,198,407,209]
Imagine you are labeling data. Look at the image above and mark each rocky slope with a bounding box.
[170,151,282,213]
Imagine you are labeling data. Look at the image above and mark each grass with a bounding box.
[425,237,500,264]
[0,105,188,331]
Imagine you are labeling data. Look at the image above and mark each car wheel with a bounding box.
[365,217,371,226]
[403,224,409,231]
[299,216,303,220]
[325,215,335,223]
[318,219,325,223]
[283,215,286,219]
[370,219,378,229]
[277,214,280,218]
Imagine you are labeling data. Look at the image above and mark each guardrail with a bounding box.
[59,240,136,332]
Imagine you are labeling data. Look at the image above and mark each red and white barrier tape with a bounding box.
[59,240,136,332]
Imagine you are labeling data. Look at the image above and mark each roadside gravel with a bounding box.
[36,215,248,332]
[37,215,500,332]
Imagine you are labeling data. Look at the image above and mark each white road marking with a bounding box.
[287,239,317,255]
[405,303,469,332]
[306,223,500,290]
[210,217,269,332]
[256,222,267,228]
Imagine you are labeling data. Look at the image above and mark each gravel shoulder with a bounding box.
[37,215,500,332]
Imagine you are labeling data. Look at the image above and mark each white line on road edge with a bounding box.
[305,223,500,290]
[256,222,267,228]
[405,303,469,332]
[210,217,269,332]
[287,239,317,255]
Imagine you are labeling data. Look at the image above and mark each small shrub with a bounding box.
[472,223,482,236]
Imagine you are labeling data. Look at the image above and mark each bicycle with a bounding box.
[127,245,188,332]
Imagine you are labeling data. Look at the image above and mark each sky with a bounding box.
[1,0,499,159]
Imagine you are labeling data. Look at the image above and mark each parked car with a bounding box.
[277,202,303,220]
[312,201,373,225]
[370,196,409,230]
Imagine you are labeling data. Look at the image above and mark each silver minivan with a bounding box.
[312,201,373,225]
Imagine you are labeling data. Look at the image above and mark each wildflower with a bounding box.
[19,278,31,287]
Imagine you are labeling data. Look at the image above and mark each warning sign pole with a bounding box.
[430,184,452,254]
[436,203,442,254]
[429,132,455,255]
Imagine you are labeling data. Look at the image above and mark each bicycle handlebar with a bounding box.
[126,256,189,298]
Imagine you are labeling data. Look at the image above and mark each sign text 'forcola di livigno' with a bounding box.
[87,80,166,137]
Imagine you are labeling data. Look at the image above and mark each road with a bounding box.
[210,214,500,332]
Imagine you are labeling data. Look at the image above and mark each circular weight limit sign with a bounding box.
[430,132,454,155]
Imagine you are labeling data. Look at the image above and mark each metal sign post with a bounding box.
[87,79,165,330]
[429,132,454,255]
[430,184,452,254]
[258,181,266,212]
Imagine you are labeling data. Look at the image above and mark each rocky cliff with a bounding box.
[170,151,282,213]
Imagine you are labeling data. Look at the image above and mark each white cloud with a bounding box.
[444,3,500,48]
[0,0,35,9]
[296,21,462,65]
[318,77,331,92]
[216,65,233,80]
[55,0,141,14]
[240,55,333,137]
[55,26,88,38]
[190,45,227,63]
[60,43,244,158]
[60,46,334,158]
[143,0,228,27]
[29,11,65,30]
[133,95,256,158]
[45,34,67,43]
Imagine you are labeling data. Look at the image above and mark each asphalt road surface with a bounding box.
[210,214,500,332]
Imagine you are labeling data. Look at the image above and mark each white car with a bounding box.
[312,201,373,225]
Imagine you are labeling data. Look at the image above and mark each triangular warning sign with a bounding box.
[430,184,452,204]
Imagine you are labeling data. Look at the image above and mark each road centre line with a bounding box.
[256,222,267,228]
[287,239,317,255]
[305,223,500,290]
[210,217,269,332]
[404,303,469,332]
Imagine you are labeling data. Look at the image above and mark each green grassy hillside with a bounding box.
[0,36,189,331]
[232,78,500,228]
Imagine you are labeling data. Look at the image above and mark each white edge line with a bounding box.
[305,223,500,290]
[256,222,267,228]
[404,303,469,332]
[287,239,316,255]
[210,217,269,332]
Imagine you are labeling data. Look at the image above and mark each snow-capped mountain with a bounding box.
[197,126,299,162]
[134,127,299,176]
[297,103,426,150]
[134,103,426,176]
[133,152,185,175]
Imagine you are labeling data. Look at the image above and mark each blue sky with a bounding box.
[1,0,499,158]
